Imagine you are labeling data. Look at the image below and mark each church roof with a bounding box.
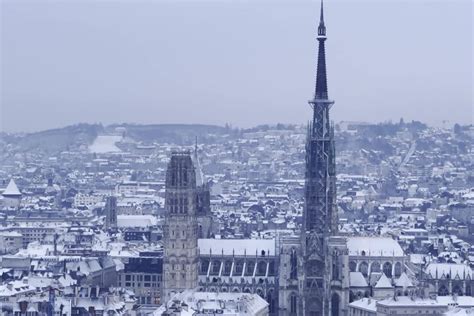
[349,272,368,287]
[374,273,393,288]
[394,272,414,288]
[198,238,276,257]
[2,179,21,197]
[347,237,404,257]
[425,263,472,280]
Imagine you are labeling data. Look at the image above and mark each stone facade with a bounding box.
[162,152,199,301]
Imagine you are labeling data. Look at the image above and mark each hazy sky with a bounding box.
[1,0,472,133]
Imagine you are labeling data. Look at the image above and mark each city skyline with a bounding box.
[0,0,472,313]
[1,0,472,133]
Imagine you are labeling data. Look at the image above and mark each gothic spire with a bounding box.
[318,0,326,37]
[314,0,328,100]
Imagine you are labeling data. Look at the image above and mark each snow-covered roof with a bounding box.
[374,273,393,288]
[378,296,474,308]
[425,263,472,280]
[349,272,368,287]
[444,308,474,316]
[198,238,276,256]
[394,272,414,288]
[154,289,269,316]
[117,215,158,228]
[2,179,21,196]
[347,237,404,257]
[348,298,377,312]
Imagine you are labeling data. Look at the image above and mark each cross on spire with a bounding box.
[318,0,326,37]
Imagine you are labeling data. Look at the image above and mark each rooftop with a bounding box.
[347,237,404,257]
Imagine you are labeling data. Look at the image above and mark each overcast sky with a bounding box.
[1,0,472,133]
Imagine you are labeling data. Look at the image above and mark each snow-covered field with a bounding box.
[88,135,123,153]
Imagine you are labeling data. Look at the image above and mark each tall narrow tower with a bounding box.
[104,196,117,230]
[163,151,199,300]
[301,0,338,315]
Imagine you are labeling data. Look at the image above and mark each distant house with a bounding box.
[1,179,22,209]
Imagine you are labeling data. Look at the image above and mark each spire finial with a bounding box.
[320,0,324,23]
[318,0,326,37]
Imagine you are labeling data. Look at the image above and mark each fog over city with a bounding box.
[0,0,473,315]
[1,0,472,132]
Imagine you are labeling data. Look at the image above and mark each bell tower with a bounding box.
[162,151,199,300]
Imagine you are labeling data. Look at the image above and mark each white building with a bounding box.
[348,298,377,316]
[73,193,105,208]
[1,179,22,208]
[376,296,474,316]
[154,290,269,316]
[0,231,23,254]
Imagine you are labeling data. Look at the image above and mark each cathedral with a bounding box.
[160,0,346,314]
[160,1,401,315]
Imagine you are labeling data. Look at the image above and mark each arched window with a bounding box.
[290,294,298,315]
[234,261,244,276]
[349,261,357,272]
[452,285,463,296]
[383,262,393,277]
[359,262,369,277]
[332,251,339,280]
[200,259,209,274]
[290,249,298,280]
[438,285,449,296]
[224,261,232,276]
[466,285,472,296]
[394,262,402,277]
[211,261,221,275]
[256,261,267,276]
[246,261,255,276]
[331,293,340,316]
[268,261,276,276]
[371,261,381,273]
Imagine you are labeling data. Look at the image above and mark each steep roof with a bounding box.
[374,273,393,288]
[349,272,368,287]
[394,272,414,288]
[2,179,21,197]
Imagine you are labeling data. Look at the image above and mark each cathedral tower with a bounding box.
[301,0,338,315]
[163,151,199,300]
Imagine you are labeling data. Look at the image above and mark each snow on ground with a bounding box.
[89,135,122,153]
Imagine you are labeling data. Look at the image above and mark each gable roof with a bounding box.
[350,272,368,287]
[2,179,21,197]
[395,272,414,288]
[374,273,393,288]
